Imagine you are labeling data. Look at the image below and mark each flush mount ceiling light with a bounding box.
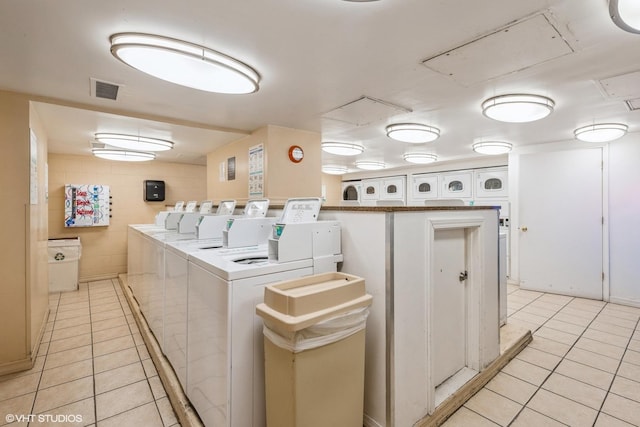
[322,165,348,175]
[92,148,156,162]
[481,94,555,123]
[403,153,438,164]
[110,33,260,94]
[321,142,365,156]
[355,160,386,170]
[95,133,174,152]
[610,0,640,34]
[386,123,440,143]
[574,123,628,142]
[472,141,513,155]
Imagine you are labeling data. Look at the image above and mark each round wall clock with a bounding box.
[288,145,304,163]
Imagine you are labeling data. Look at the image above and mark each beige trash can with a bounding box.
[256,272,372,427]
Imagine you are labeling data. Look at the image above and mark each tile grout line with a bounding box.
[517,298,616,424]
[506,299,630,426]
[462,292,574,425]
[591,315,640,427]
[110,275,170,425]
[87,282,99,427]
[26,293,61,425]
[502,293,580,426]
[94,278,166,426]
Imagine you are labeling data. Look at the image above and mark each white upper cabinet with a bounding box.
[475,168,508,198]
[441,172,472,199]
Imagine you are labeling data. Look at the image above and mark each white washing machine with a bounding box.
[163,237,228,391]
[131,200,238,349]
[185,198,342,427]
[162,199,271,392]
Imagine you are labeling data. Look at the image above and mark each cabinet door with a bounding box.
[361,179,380,201]
[475,169,508,198]
[441,172,472,198]
[380,177,406,201]
[411,174,439,200]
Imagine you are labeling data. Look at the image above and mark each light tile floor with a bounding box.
[0,279,179,427]
[2,280,639,426]
[444,284,640,427]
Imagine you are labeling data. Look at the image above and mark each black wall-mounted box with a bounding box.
[144,180,165,202]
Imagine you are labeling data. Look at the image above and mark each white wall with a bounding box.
[509,133,640,306]
[609,133,640,306]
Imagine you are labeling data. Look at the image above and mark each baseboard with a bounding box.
[80,272,119,283]
[363,413,384,427]
[414,324,532,427]
[0,308,50,377]
[609,296,640,309]
[117,274,203,427]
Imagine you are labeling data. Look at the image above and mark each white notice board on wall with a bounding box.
[249,143,264,197]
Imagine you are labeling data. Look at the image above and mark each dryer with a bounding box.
[341,180,361,204]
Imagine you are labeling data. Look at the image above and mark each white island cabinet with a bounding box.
[319,206,500,427]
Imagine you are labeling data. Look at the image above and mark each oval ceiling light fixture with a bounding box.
[95,133,174,151]
[386,123,440,143]
[472,141,513,155]
[610,0,640,34]
[92,148,156,162]
[355,160,386,170]
[403,153,438,164]
[574,123,628,142]
[322,165,348,175]
[110,33,260,94]
[321,142,365,156]
[481,94,555,123]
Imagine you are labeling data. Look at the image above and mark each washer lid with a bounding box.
[243,199,269,218]
[280,197,322,224]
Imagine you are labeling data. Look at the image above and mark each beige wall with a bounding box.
[0,91,49,373]
[207,125,322,204]
[28,104,50,354]
[48,154,207,281]
[322,173,343,205]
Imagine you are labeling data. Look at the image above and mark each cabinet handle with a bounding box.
[520,226,528,232]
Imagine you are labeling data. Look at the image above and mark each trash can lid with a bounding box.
[256,272,372,332]
[48,237,81,247]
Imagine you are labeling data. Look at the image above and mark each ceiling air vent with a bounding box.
[90,78,120,100]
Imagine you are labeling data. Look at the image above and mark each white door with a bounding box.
[432,228,467,387]
[518,148,603,299]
